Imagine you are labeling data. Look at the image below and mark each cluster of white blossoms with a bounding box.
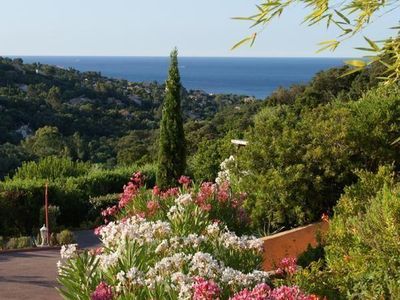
[141,251,269,299]
[167,193,196,221]
[98,215,171,249]
[60,243,78,259]
[206,223,264,253]
[216,155,235,185]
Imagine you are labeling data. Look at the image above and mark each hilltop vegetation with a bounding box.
[0,56,259,178]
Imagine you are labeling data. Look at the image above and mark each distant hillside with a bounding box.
[0,57,261,177]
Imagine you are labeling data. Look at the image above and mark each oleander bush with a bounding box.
[57,171,318,299]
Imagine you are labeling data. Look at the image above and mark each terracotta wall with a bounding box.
[262,222,329,271]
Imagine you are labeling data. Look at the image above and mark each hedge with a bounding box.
[0,163,156,236]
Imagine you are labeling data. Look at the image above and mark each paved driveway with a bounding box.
[0,250,61,300]
[0,230,100,300]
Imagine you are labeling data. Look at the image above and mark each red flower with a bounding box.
[90,282,113,300]
[146,200,160,216]
[192,277,220,300]
[152,185,161,196]
[178,175,192,187]
[275,257,298,276]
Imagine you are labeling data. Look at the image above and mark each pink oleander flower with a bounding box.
[94,225,104,236]
[196,182,215,211]
[90,282,113,300]
[230,283,270,300]
[130,171,144,186]
[178,175,192,187]
[269,285,317,300]
[276,257,298,276]
[89,247,104,256]
[161,187,179,199]
[216,181,230,203]
[146,200,160,216]
[192,277,220,300]
[118,172,145,209]
[101,205,118,218]
[118,182,139,209]
[230,284,317,300]
[152,185,161,196]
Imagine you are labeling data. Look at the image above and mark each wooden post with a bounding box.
[45,182,50,243]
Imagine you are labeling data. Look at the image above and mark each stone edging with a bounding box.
[0,246,61,254]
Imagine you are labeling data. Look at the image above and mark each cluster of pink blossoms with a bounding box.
[196,182,214,211]
[275,257,298,276]
[90,282,113,300]
[179,175,192,187]
[98,172,145,226]
[146,200,160,216]
[192,277,221,300]
[230,283,319,300]
[118,172,144,209]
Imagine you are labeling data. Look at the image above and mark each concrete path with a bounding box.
[0,250,61,300]
[74,229,101,249]
[0,230,100,300]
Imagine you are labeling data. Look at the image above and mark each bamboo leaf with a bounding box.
[335,9,350,24]
[231,36,253,50]
[345,59,367,68]
[364,36,380,51]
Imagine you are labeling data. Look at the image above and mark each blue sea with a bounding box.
[19,56,346,99]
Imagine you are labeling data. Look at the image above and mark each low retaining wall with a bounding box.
[262,222,329,271]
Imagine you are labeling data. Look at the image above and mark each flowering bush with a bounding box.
[101,171,249,234]
[57,168,318,299]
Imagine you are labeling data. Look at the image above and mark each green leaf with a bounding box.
[344,59,367,68]
[335,10,350,24]
[364,37,380,51]
[340,67,363,77]
[231,34,256,50]
[391,136,400,145]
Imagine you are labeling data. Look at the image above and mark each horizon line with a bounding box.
[3,54,356,59]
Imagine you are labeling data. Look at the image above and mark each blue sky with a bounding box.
[0,0,398,57]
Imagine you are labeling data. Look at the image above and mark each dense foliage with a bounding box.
[0,160,157,236]
[235,85,400,232]
[0,56,255,178]
[157,49,186,188]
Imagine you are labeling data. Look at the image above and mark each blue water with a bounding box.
[19,56,346,98]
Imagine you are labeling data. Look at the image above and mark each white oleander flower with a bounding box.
[60,244,78,259]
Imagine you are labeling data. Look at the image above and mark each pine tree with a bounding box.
[156,48,186,189]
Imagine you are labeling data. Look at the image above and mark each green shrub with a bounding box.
[237,86,400,231]
[16,236,32,248]
[57,230,76,245]
[5,236,32,249]
[6,237,18,249]
[12,156,91,181]
[297,244,325,268]
[0,163,157,236]
[89,193,119,209]
[0,236,4,249]
[294,166,400,299]
[323,176,400,298]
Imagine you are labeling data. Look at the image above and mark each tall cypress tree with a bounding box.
[156,48,186,189]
